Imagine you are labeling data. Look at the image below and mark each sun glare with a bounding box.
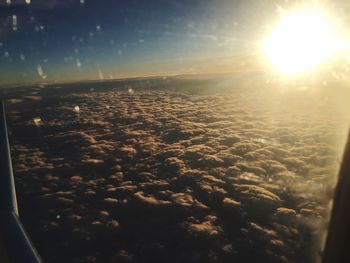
[263,9,348,75]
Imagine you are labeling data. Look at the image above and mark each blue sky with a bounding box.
[1,0,342,85]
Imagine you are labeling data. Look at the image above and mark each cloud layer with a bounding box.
[5,77,350,262]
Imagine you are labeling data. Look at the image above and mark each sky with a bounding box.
[0,0,348,85]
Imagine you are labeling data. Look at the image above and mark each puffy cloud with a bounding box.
[236,162,267,175]
[274,207,297,224]
[186,215,222,237]
[70,175,83,182]
[81,158,104,165]
[103,197,119,205]
[198,155,225,168]
[222,197,241,208]
[171,192,208,210]
[218,134,241,146]
[117,146,137,159]
[155,148,185,160]
[230,141,260,156]
[184,144,216,159]
[163,157,185,172]
[133,191,171,206]
[233,184,282,211]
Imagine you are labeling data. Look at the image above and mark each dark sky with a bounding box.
[0,0,346,85]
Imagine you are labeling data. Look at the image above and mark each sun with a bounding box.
[262,9,347,75]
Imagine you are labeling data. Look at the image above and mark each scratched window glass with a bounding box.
[1,1,350,262]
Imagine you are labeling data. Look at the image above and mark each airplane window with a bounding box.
[1,0,350,262]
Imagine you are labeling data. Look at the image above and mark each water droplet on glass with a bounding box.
[76,59,82,68]
[37,64,47,79]
[12,15,17,31]
[33,117,42,126]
